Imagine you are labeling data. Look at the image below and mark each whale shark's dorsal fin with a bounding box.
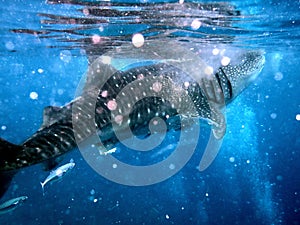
[82,56,120,93]
[41,106,63,129]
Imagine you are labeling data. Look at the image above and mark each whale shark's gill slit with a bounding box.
[23,123,77,161]
[220,67,233,99]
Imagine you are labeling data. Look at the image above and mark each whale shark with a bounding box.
[0,41,265,198]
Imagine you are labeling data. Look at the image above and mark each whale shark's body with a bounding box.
[0,42,265,198]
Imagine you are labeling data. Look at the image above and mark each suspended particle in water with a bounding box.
[165,214,170,219]
[169,163,175,170]
[132,33,145,48]
[99,26,104,32]
[274,72,283,81]
[270,113,277,119]
[179,0,184,4]
[1,125,7,130]
[57,89,64,95]
[276,175,283,181]
[65,209,71,215]
[30,92,38,100]
[5,41,15,51]
[60,50,72,63]
[296,114,300,121]
[229,157,235,163]
[37,68,44,74]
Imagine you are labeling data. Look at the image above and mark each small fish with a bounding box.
[40,160,75,195]
[0,196,28,215]
[99,147,117,156]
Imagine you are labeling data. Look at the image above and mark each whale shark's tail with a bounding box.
[0,138,23,199]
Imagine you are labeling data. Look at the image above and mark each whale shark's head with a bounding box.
[220,50,265,101]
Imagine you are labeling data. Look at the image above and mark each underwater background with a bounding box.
[0,0,299,224]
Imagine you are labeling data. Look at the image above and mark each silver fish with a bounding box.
[0,196,28,215]
[40,160,75,194]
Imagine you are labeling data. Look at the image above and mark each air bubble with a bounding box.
[114,115,123,124]
[221,56,231,66]
[184,81,190,88]
[152,81,162,92]
[99,26,104,32]
[92,35,101,44]
[101,90,108,98]
[191,19,201,30]
[30,92,38,100]
[37,68,44,74]
[132,33,145,48]
[212,48,220,55]
[107,100,117,111]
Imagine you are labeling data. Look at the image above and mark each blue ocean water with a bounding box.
[0,0,299,224]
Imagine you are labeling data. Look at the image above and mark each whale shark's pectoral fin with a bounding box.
[199,76,226,140]
[198,130,223,171]
[83,55,120,93]
[197,76,227,171]
[208,109,226,140]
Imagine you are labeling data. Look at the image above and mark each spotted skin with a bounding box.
[0,50,264,198]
